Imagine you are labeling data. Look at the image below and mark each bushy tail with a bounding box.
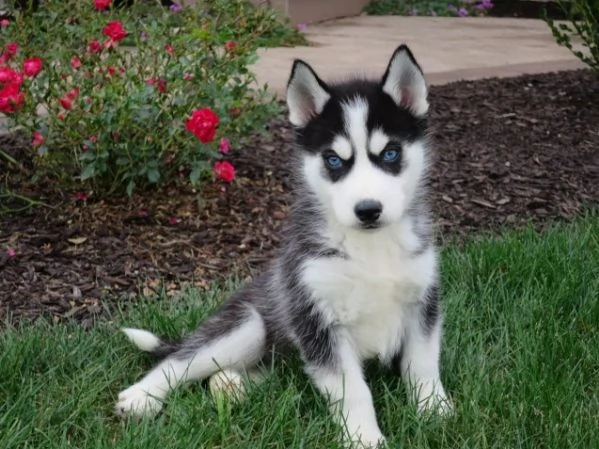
[121,328,181,358]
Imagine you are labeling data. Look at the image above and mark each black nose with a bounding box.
[354,200,383,224]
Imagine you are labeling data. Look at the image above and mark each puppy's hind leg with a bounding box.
[116,303,266,418]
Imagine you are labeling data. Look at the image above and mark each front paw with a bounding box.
[417,391,453,417]
[353,435,387,449]
[115,384,163,418]
[345,427,387,449]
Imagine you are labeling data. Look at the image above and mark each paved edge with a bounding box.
[426,59,588,86]
[259,59,588,99]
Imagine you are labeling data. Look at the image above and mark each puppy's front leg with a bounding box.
[307,336,385,448]
[400,288,452,416]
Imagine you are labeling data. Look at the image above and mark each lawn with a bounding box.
[1,214,597,449]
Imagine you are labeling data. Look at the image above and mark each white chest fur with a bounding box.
[300,225,437,362]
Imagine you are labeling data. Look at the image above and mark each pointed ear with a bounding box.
[286,60,331,127]
[381,45,429,117]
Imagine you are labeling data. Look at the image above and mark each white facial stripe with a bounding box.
[342,98,369,161]
[401,139,427,200]
[331,135,353,160]
[369,129,389,156]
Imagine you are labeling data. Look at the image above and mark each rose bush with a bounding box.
[0,0,282,196]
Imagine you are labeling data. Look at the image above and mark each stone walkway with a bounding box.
[251,16,586,98]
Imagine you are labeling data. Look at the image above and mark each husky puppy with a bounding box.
[116,44,452,448]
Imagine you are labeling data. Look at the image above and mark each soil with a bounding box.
[1,69,598,326]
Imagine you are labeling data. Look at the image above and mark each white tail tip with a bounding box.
[121,328,162,352]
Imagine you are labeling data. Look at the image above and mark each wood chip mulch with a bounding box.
[1,69,598,326]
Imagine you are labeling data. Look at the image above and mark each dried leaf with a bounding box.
[68,237,88,245]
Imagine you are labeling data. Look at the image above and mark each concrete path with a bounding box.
[251,16,587,98]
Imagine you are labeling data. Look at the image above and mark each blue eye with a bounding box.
[325,154,343,170]
[382,148,400,162]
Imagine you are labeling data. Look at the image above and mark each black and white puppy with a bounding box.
[116,44,452,448]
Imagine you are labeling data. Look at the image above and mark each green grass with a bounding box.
[1,215,598,448]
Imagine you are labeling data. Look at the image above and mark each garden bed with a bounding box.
[1,68,598,326]
[486,0,569,20]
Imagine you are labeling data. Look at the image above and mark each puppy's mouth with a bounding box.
[358,222,383,231]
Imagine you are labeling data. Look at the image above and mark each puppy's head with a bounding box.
[286,45,430,231]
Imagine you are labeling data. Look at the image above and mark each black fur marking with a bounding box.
[294,78,426,157]
[172,287,257,360]
[421,284,440,334]
[322,152,355,183]
[390,346,404,375]
[295,98,345,154]
[318,248,347,259]
[290,296,337,368]
[145,338,182,359]
[277,196,340,369]
[364,84,427,144]
[280,251,338,369]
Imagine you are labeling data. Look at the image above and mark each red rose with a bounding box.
[23,58,43,77]
[94,0,112,10]
[11,72,23,87]
[74,192,88,202]
[32,130,44,147]
[157,79,167,93]
[228,107,241,117]
[146,78,167,93]
[0,83,24,113]
[3,42,18,60]
[103,20,127,42]
[214,161,236,183]
[81,134,97,152]
[67,87,80,99]
[165,44,174,55]
[88,40,102,54]
[185,107,220,143]
[224,41,236,52]
[218,138,231,154]
[0,67,21,84]
[59,95,73,110]
[59,88,79,110]
[71,56,82,69]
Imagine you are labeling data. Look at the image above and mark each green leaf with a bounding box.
[189,167,202,184]
[126,180,135,197]
[79,152,96,162]
[80,164,95,181]
[147,167,160,183]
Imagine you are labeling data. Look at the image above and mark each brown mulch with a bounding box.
[1,69,598,326]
